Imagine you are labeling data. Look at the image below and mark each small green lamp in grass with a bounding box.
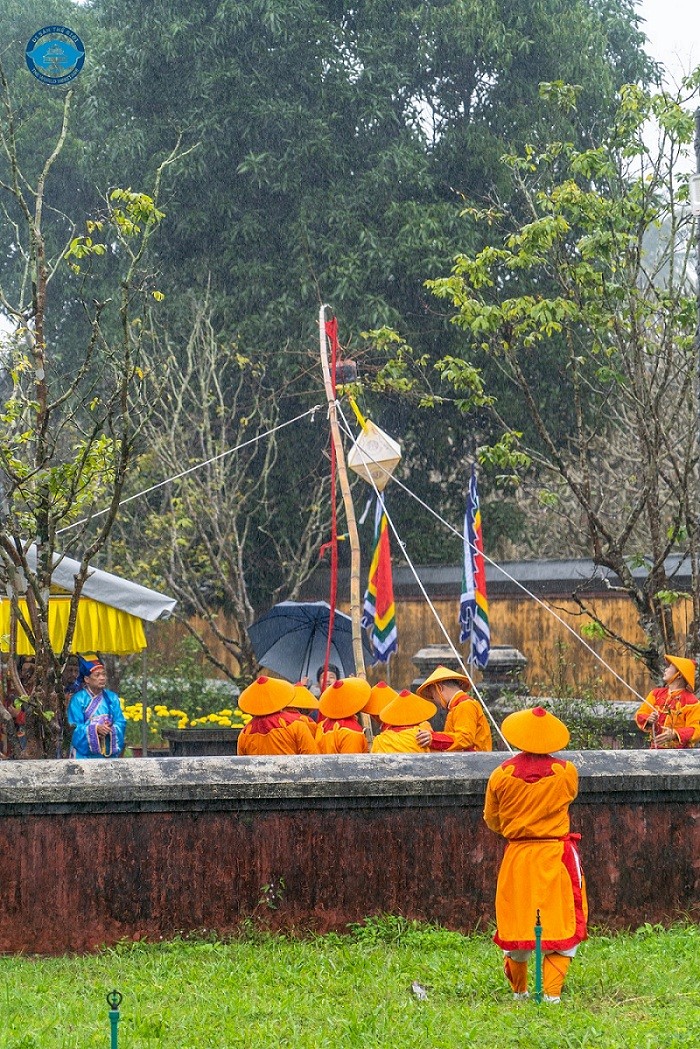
[107,990,122,1049]
[534,911,543,1004]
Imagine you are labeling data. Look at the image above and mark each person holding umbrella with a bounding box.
[635,655,700,749]
[237,676,319,755]
[483,706,587,1003]
[316,678,371,754]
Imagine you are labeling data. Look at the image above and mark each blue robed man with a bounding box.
[66,655,126,758]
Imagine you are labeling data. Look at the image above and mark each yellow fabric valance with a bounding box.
[0,597,146,656]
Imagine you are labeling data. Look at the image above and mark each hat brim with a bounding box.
[380,693,437,726]
[501,709,570,754]
[363,684,400,716]
[290,685,319,710]
[416,665,472,696]
[664,655,695,691]
[319,680,371,719]
[238,678,295,717]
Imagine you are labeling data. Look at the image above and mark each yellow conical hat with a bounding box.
[289,683,320,710]
[238,675,295,716]
[500,706,570,754]
[319,678,371,719]
[665,655,696,691]
[379,689,437,727]
[416,665,472,696]
[363,681,400,716]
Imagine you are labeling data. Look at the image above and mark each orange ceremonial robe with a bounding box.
[316,716,369,754]
[370,722,432,754]
[237,710,319,756]
[429,691,492,752]
[483,752,588,952]
[635,687,700,748]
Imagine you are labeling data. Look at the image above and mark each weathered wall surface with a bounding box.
[0,751,698,954]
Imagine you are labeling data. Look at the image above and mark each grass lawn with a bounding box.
[0,919,698,1048]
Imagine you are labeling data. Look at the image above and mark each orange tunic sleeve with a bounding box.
[674,700,700,747]
[434,694,492,752]
[635,690,659,732]
[289,720,320,754]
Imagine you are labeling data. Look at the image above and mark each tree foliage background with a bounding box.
[0,0,661,683]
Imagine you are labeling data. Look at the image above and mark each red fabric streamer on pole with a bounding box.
[322,317,339,689]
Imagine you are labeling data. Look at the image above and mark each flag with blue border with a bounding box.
[459,465,490,667]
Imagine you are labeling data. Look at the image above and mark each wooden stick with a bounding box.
[318,307,371,739]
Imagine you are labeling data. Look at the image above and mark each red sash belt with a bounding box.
[508,833,582,844]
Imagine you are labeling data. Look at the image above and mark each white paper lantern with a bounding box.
[347,420,402,491]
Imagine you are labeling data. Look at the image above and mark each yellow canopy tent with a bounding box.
[0,547,176,656]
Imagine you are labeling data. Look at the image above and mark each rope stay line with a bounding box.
[56,404,323,536]
[50,374,653,717]
[334,403,511,749]
[334,401,648,708]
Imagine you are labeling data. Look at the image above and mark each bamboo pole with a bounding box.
[318,306,366,682]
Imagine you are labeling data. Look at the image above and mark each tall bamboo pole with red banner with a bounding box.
[318,306,366,684]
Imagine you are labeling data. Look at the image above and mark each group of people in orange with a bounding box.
[235,653,700,1003]
[237,652,700,759]
[236,664,493,757]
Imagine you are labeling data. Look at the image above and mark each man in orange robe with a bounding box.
[484,706,587,1003]
[635,655,700,749]
[237,676,319,755]
[416,665,492,751]
[316,678,371,754]
[370,690,437,754]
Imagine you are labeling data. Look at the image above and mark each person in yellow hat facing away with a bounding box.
[237,676,319,755]
[370,690,437,753]
[316,678,371,754]
[288,682,321,726]
[635,655,700,749]
[415,665,492,752]
[484,706,587,1004]
[362,681,400,733]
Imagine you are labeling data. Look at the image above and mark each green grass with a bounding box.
[0,919,698,1048]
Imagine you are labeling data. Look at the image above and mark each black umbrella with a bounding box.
[248,601,376,682]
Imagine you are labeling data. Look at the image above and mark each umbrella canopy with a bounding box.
[248,601,376,682]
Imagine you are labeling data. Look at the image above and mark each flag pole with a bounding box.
[319,305,366,684]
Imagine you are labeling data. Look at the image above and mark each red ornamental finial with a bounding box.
[532,706,547,717]
[332,680,343,689]
[257,675,268,684]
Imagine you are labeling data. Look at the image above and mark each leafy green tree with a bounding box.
[0,53,178,755]
[110,297,330,680]
[77,0,654,573]
[425,76,700,675]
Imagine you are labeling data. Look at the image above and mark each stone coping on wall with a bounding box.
[0,750,698,815]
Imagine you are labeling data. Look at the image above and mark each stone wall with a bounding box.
[0,751,698,954]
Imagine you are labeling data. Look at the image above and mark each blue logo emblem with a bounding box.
[25,26,85,85]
